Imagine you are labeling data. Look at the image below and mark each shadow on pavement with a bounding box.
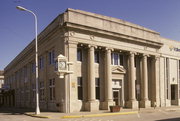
[156,117,180,121]
[0,107,34,115]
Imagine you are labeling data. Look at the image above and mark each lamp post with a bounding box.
[16,6,40,115]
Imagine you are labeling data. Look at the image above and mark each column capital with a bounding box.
[154,55,160,60]
[128,51,137,57]
[142,53,149,57]
[88,44,97,49]
[105,47,114,51]
[151,55,160,62]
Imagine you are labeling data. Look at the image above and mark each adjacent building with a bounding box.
[4,8,180,112]
[0,70,14,107]
[0,71,4,89]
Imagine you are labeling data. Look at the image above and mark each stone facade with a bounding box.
[4,8,180,113]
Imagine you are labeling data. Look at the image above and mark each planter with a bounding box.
[109,106,121,112]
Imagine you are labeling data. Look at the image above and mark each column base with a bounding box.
[101,100,115,110]
[140,100,151,108]
[151,99,160,107]
[177,99,180,106]
[84,100,99,112]
[164,99,171,107]
[126,100,138,109]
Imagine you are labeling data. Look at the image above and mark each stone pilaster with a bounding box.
[152,56,160,107]
[140,54,150,108]
[126,52,138,109]
[67,41,78,113]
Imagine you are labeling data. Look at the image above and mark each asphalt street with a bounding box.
[1,107,180,121]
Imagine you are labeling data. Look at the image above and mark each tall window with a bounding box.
[49,78,55,100]
[40,81,45,101]
[49,52,52,64]
[111,53,123,66]
[95,51,99,63]
[31,62,35,73]
[52,50,55,64]
[32,84,36,102]
[39,56,44,69]
[77,77,83,100]
[114,53,119,65]
[120,54,123,66]
[77,48,82,61]
[24,66,28,83]
[95,78,100,100]
[49,50,55,65]
[135,56,137,67]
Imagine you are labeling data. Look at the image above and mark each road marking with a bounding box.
[62,111,138,119]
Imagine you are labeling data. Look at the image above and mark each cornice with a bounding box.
[65,22,163,48]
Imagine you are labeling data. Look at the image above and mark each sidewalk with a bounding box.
[23,106,180,119]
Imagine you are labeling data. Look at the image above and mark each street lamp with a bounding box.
[16,6,40,115]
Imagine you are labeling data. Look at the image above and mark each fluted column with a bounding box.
[126,52,138,109]
[88,45,95,101]
[142,55,148,100]
[102,48,114,110]
[105,48,113,102]
[85,45,99,111]
[140,54,150,108]
[129,52,136,101]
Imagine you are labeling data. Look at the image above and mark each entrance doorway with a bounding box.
[171,84,178,105]
[113,90,120,106]
[112,79,124,107]
[171,85,175,100]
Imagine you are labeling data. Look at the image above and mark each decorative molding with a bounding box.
[69,31,75,36]
[88,44,97,48]
[105,47,114,51]
[111,66,126,74]
[90,35,94,40]
[142,53,149,57]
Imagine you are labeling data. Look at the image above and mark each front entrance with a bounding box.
[112,79,124,107]
[113,90,121,106]
[111,66,126,107]
[171,84,178,105]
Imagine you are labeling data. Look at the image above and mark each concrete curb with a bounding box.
[62,111,138,119]
[24,113,51,118]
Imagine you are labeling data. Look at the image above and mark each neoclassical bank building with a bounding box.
[4,8,180,113]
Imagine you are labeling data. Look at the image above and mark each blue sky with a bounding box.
[1,0,180,70]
